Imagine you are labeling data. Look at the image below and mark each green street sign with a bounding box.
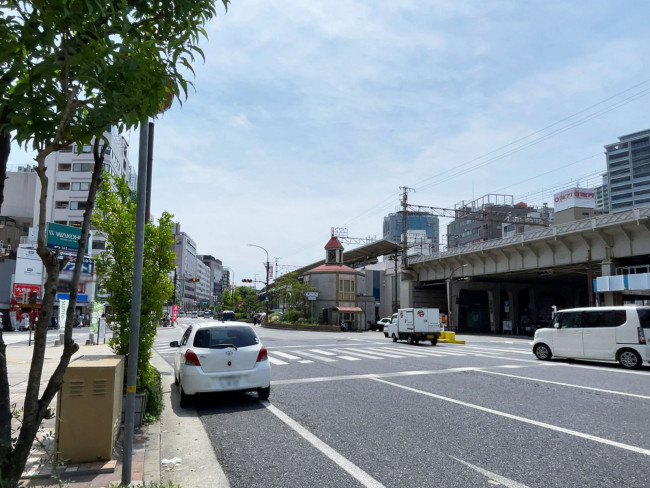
[46,222,88,253]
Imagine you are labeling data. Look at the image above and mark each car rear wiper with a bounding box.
[210,343,238,350]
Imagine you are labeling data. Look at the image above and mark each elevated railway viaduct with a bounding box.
[398,207,650,334]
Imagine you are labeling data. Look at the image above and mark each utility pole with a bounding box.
[400,186,413,269]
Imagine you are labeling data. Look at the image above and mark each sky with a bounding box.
[9,0,650,287]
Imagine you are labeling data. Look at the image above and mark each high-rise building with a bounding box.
[199,255,224,307]
[383,211,439,250]
[604,129,650,213]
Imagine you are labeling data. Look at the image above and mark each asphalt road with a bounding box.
[155,321,650,488]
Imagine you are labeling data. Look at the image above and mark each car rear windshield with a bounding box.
[193,326,259,348]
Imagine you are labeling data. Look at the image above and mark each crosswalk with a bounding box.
[153,337,534,367]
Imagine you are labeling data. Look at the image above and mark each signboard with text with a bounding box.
[553,187,596,212]
[46,222,89,253]
[12,283,42,301]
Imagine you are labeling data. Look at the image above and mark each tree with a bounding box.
[0,1,228,484]
[93,174,175,387]
[270,273,319,314]
[240,286,261,316]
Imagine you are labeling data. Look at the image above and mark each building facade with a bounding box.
[604,128,650,213]
[383,211,439,249]
[199,254,224,307]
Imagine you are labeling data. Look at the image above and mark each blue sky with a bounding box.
[10,1,650,286]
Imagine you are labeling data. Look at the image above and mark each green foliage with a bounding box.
[142,365,163,422]
[270,272,320,315]
[93,174,176,388]
[283,309,304,323]
[269,313,283,323]
[239,286,261,315]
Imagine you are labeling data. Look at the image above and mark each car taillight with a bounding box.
[256,346,268,362]
[184,349,201,366]
[638,327,647,345]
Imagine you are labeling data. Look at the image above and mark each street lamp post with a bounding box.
[446,264,468,332]
[248,244,270,323]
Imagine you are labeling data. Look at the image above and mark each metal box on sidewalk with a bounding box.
[55,355,125,463]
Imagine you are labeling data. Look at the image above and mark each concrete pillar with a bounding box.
[601,260,617,306]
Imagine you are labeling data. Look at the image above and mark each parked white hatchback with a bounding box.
[170,322,271,407]
[533,306,650,369]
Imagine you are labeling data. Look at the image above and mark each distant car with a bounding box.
[220,310,236,321]
[178,312,187,318]
[190,311,198,318]
[384,313,398,338]
[377,317,392,336]
[170,322,271,407]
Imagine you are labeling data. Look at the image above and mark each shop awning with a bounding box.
[334,306,363,312]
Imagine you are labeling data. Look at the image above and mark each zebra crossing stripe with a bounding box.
[309,349,337,356]
[267,356,289,365]
[351,348,405,359]
[272,351,303,360]
[337,356,362,361]
[335,349,385,359]
[292,351,337,362]
[373,347,432,357]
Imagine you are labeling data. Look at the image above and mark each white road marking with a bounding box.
[477,369,650,400]
[272,351,303,360]
[299,360,314,364]
[335,349,385,359]
[263,402,385,488]
[337,355,362,361]
[373,378,650,457]
[293,351,337,362]
[309,349,337,356]
[449,456,530,488]
[267,356,288,365]
[356,349,406,359]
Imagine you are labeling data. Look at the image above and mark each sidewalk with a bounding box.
[6,330,229,487]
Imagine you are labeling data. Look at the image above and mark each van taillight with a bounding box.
[184,349,201,366]
[638,327,647,345]
[256,346,268,362]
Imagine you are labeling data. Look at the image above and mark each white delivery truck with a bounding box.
[390,308,441,345]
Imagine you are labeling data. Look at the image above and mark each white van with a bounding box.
[532,306,649,369]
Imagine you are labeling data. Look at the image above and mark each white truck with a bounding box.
[388,308,441,345]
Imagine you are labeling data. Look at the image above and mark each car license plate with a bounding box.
[220,377,239,388]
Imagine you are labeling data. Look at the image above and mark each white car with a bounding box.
[170,322,271,407]
[377,317,392,336]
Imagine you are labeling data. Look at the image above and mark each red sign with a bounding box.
[417,310,425,317]
[12,284,42,300]
[171,305,179,321]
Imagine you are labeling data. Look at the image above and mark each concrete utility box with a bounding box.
[55,355,125,463]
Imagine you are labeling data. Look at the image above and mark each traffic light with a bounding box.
[242,279,253,283]
[192,278,199,282]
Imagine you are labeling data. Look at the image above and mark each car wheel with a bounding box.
[431,337,438,346]
[258,386,270,401]
[618,349,642,369]
[384,333,388,338]
[179,382,192,408]
[392,334,397,343]
[534,344,552,361]
[407,335,414,345]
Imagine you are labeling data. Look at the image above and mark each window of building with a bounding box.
[72,163,94,172]
[58,163,71,172]
[69,201,87,210]
[54,220,67,225]
[55,201,69,209]
[59,145,73,153]
[339,278,355,301]
[57,182,70,190]
[92,240,106,250]
[71,182,90,191]
[69,221,82,227]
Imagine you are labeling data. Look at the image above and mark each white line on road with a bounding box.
[262,402,386,488]
[335,349,385,359]
[449,456,530,488]
[373,378,650,457]
[309,349,337,356]
[271,351,303,360]
[267,356,289,365]
[476,369,650,400]
[293,351,337,362]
